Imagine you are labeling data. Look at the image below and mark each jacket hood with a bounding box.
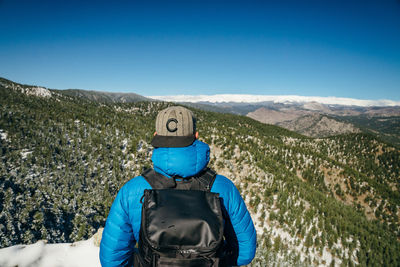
[151,140,210,178]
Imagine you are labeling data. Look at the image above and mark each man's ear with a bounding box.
[195,132,199,139]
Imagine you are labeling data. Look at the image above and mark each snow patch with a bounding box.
[0,238,100,267]
[121,139,128,153]
[0,129,8,141]
[21,149,33,159]
[149,94,400,107]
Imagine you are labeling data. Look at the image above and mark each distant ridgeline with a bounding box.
[0,77,399,266]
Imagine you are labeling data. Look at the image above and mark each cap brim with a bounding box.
[151,135,196,148]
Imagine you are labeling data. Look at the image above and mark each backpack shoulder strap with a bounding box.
[141,168,176,189]
[141,168,217,191]
[191,168,217,191]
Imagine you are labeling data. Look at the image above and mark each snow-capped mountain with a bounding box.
[149,94,400,107]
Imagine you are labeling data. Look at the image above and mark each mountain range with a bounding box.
[151,95,400,146]
[4,76,397,144]
[0,77,399,266]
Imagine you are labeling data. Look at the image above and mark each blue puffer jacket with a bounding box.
[100,140,257,266]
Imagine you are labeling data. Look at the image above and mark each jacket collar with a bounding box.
[151,140,210,178]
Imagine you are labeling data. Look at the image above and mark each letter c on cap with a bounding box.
[166,118,178,132]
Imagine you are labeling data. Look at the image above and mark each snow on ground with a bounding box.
[257,206,340,267]
[0,129,8,141]
[21,149,33,159]
[0,238,100,267]
[149,94,400,107]
[121,138,128,153]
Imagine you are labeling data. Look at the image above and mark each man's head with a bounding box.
[151,106,197,148]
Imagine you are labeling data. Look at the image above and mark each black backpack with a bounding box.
[134,168,225,267]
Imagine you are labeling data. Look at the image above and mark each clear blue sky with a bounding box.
[1,0,399,100]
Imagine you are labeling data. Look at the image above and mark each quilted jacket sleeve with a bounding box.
[212,175,257,266]
[99,185,135,267]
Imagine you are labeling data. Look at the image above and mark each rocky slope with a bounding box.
[247,107,361,138]
[277,113,361,138]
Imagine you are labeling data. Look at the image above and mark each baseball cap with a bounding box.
[151,106,196,148]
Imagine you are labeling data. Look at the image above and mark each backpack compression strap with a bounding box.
[141,168,217,191]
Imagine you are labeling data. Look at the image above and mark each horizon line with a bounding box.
[2,76,399,107]
[148,94,400,107]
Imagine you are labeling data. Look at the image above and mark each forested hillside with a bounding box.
[0,78,399,266]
